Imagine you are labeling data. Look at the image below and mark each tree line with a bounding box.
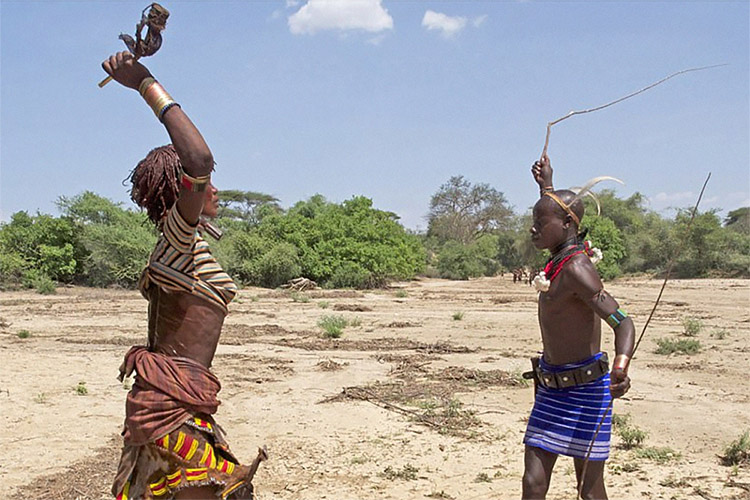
[1,178,747,293]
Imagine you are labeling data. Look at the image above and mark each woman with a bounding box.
[103,51,264,500]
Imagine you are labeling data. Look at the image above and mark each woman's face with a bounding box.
[201,184,219,218]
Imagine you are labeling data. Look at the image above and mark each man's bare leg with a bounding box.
[573,458,607,500]
[522,445,557,499]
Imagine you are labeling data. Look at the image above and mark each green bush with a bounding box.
[721,430,750,466]
[328,261,375,289]
[635,446,681,463]
[58,192,155,287]
[232,195,424,288]
[437,241,484,280]
[681,317,703,337]
[290,292,310,303]
[0,251,26,285]
[654,338,701,355]
[318,315,348,338]
[434,234,501,280]
[581,214,626,281]
[618,425,648,449]
[612,413,631,429]
[255,243,301,288]
[0,211,86,285]
[30,273,56,295]
[222,233,301,288]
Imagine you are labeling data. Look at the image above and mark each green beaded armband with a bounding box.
[605,308,628,329]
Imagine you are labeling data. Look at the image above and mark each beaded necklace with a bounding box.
[533,240,599,292]
[544,242,588,282]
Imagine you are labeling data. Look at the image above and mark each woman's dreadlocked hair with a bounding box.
[127,144,181,225]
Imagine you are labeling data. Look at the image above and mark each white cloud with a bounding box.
[647,191,728,213]
[288,0,393,35]
[422,10,467,38]
[650,191,696,205]
[367,33,388,46]
[473,14,488,27]
[286,0,300,7]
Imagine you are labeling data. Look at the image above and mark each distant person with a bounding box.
[521,155,635,499]
[102,51,265,500]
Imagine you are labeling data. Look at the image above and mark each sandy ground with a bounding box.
[1,276,749,500]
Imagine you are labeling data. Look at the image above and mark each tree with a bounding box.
[0,211,87,285]
[725,207,750,233]
[222,195,425,289]
[217,190,281,225]
[58,191,156,287]
[427,176,513,244]
[581,214,626,281]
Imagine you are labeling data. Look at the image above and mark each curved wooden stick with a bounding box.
[541,64,727,158]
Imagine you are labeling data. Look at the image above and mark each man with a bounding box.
[522,155,635,500]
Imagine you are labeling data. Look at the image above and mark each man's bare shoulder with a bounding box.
[561,253,603,296]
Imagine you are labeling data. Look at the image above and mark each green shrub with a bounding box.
[721,430,750,466]
[75,381,88,395]
[318,315,348,338]
[0,251,27,285]
[474,472,492,483]
[31,273,56,295]
[635,446,680,463]
[17,330,31,339]
[328,261,375,289]
[381,464,419,481]
[227,195,424,289]
[618,425,648,449]
[712,329,730,339]
[654,338,701,355]
[0,211,86,284]
[394,289,408,298]
[437,241,484,280]
[290,292,310,303]
[452,311,464,321]
[58,192,155,287]
[255,243,302,288]
[581,214,626,281]
[612,413,631,429]
[681,317,703,337]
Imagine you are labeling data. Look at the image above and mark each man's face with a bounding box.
[530,200,567,250]
[201,184,219,218]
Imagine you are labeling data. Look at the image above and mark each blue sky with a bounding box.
[1,1,748,230]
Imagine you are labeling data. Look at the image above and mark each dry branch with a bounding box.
[541,64,726,158]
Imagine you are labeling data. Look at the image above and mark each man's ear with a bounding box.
[562,215,573,229]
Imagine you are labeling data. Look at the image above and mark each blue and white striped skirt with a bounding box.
[523,352,612,460]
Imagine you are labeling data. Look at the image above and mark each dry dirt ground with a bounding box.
[1,277,748,500]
